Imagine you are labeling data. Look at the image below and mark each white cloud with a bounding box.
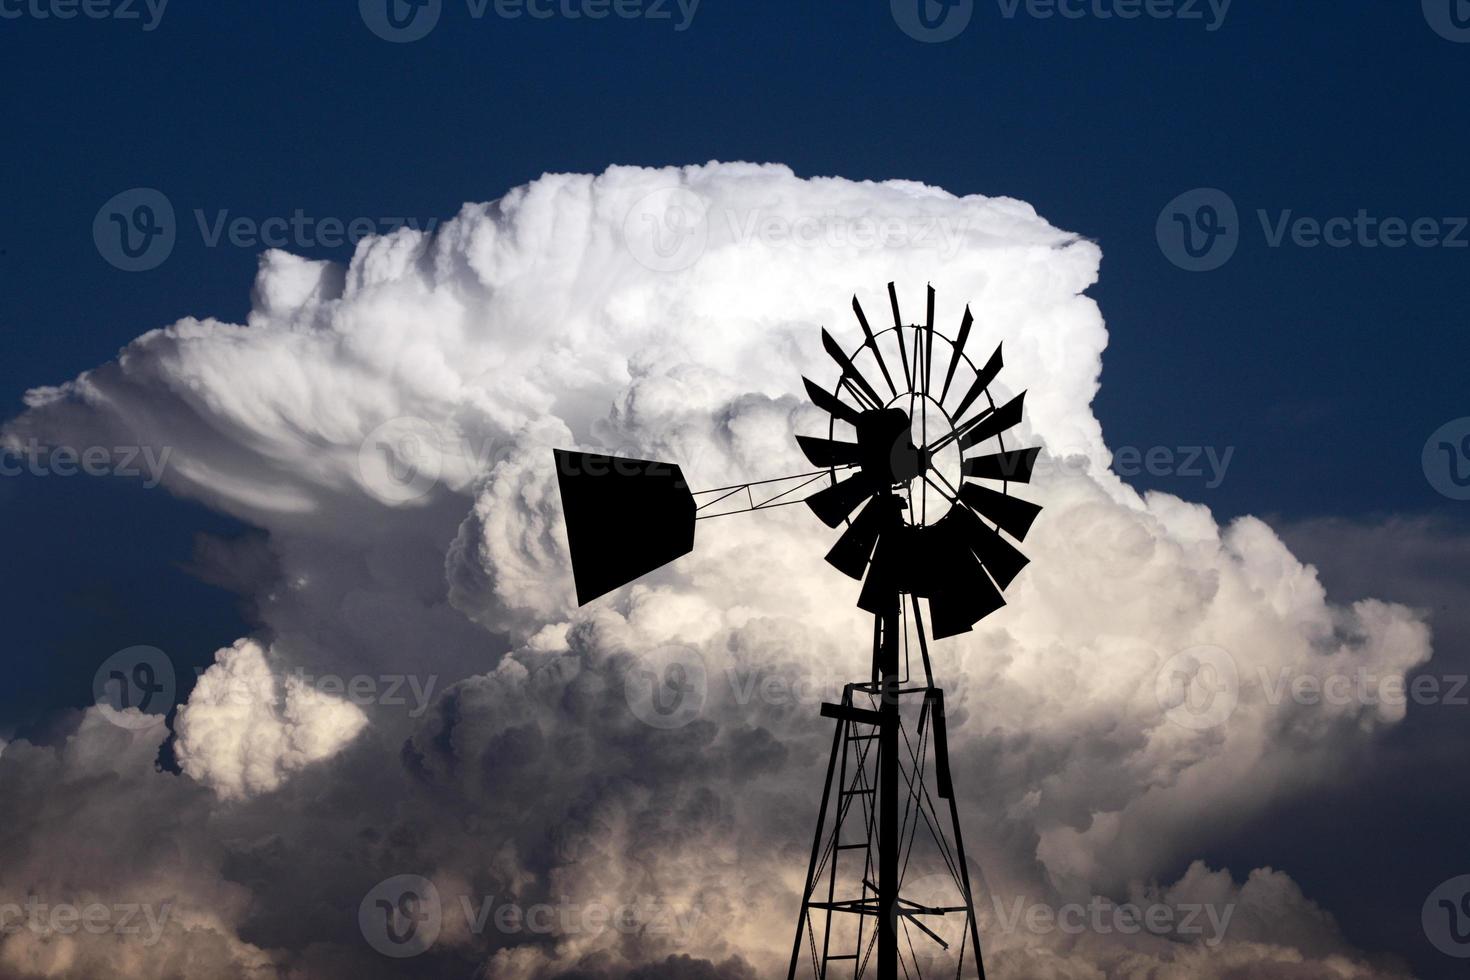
[174,638,368,800]
[0,163,1433,978]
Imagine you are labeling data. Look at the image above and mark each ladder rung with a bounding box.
[841,788,875,795]
[847,733,880,741]
[826,954,858,960]
[836,843,868,850]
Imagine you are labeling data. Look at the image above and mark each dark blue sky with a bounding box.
[2,2,1467,976]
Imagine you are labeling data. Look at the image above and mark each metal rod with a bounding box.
[789,702,848,980]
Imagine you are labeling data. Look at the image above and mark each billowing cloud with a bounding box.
[174,638,369,800]
[0,163,1434,978]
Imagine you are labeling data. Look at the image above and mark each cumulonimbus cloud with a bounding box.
[0,163,1429,978]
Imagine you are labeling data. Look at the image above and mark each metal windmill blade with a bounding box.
[800,283,1042,641]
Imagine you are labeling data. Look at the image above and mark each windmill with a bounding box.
[554,283,1041,979]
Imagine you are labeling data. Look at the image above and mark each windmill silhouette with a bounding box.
[554,283,1041,979]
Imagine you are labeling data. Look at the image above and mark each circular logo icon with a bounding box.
[359,874,442,958]
[622,188,709,273]
[1423,418,1470,501]
[624,646,708,730]
[897,859,992,948]
[1156,188,1239,272]
[92,645,176,730]
[1424,875,1470,958]
[93,188,176,272]
[891,0,974,42]
[359,0,441,42]
[1155,645,1239,731]
[358,416,443,505]
[1424,0,1470,42]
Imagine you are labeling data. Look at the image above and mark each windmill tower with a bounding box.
[555,283,1041,979]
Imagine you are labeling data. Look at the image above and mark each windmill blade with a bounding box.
[964,446,1041,484]
[858,519,911,615]
[958,391,1027,451]
[797,435,863,468]
[887,282,913,390]
[806,471,877,528]
[928,554,1006,639]
[803,377,863,427]
[955,504,1030,589]
[851,297,898,398]
[821,328,884,409]
[951,342,1003,420]
[826,495,893,580]
[922,284,936,395]
[904,514,1005,636]
[939,305,973,402]
[959,481,1042,542]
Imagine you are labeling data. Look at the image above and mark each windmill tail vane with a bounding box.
[553,282,1041,979]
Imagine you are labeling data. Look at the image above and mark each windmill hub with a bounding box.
[854,407,924,487]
